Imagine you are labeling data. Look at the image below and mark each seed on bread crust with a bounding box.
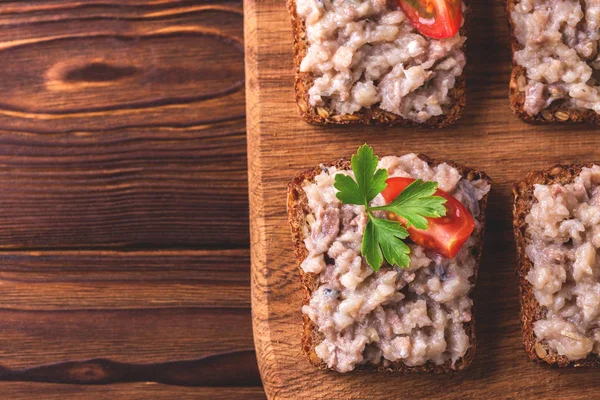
[316,107,330,119]
[549,166,563,176]
[541,110,553,120]
[298,99,308,113]
[517,75,526,91]
[332,114,361,122]
[534,343,548,360]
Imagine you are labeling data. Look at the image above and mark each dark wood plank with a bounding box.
[0,250,253,369]
[0,351,260,387]
[0,308,256,374]
[0,0,249,249]
[0,0,260,393]
[0,250,250,309]
[0,250,261,386]
[246,0,600,397]
[0,124,248,249]
[0,0,245,134]
[0,383,266,400]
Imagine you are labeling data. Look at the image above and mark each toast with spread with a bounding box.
[514,164,600,366]
[287,0,469,127]
[508,0,600,124]
[287,148,491,372]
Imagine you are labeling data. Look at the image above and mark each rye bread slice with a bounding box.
[506,0,600,125]
[287,155,491,372]
[513,164,600,367]
[287,0,469,127]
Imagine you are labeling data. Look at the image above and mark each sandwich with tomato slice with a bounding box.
[287,145,491,372]
[288,0,468,126]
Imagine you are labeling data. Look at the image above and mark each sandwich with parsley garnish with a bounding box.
[287,145,491,372]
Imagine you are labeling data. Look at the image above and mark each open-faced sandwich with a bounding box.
[514,164,600,366]
[287,145,491,372]
[288,0,468,126]
[508,0,600,124]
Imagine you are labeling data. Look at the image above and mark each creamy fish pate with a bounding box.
[296,0,466,122]
[511,0,600,115]
[301,154,490,372]
[526,166,600,360]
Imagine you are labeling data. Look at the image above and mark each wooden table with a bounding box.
[0,1,264,398]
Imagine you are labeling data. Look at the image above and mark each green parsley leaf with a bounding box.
[333,144,448,272]
[363,217,410,271]
[334,144,388,207]
[333,174,364,205]
[370,179,447,230]
[362,218,383,271]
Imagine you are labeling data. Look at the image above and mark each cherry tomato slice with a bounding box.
[381,177,474,258]
[397,0,462,39]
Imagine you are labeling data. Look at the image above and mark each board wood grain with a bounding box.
[245,0,600,398]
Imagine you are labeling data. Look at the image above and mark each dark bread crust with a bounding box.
[513,164,600,367]
[287,0,469,127]
[287,155,491,372]
[506,0,600,125]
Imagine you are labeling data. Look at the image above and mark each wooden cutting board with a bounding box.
[244,0,600,398]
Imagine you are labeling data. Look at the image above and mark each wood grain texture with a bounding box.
[0,0,248,249]
[0,0,259,393]
[245,0,600,398]
[0,123,248,249]
[0,0,245,133]
[0,351,260,386]
[0,382,267,400]
[0,250,259,386]
[0,250,250,310]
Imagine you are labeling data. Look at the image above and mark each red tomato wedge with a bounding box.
[381,177,474,258]
[397,0,462,39]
